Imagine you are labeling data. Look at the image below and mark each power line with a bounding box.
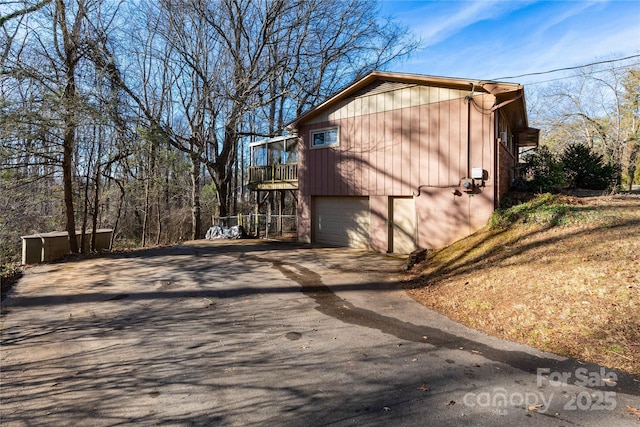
[523,62,640,86]
[492,54,640,81]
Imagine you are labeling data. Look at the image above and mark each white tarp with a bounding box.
[205,225,246,240]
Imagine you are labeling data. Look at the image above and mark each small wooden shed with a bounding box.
[21,229,113,265]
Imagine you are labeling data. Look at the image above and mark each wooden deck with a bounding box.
[248,164,298,190]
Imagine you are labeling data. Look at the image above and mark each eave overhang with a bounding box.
[286,71,527,132]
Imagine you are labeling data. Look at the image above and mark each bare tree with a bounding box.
[1,0,417,259]
[0,0,52,27]
[54,0,86,252]
[620,68,640,190]
[105,0,416,224]
[1,0,127,254]
[530,59,640,188]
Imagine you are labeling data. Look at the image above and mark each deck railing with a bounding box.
[249,164,298,184]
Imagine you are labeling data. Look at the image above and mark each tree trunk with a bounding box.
[142,173,150,247]
[62,128,78,253]
[62,73,78,253]
[232,153,238,215]
[80,135,95,254]
[56,0,84,254]
[628,138,638,191]
[209,162,231,219]
[108,177,125,251]
[90,132,104,252]
[155,194,162,246]
[91,167,100,251]
[191,153,202,240]
[207,126,238,218]
[215,176,230,218]
[80,165,90,253]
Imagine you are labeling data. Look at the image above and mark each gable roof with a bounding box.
[287,71,535,142]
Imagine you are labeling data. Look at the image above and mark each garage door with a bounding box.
[313,197,370,248]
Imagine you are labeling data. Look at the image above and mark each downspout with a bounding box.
[414,83,475,197]
[494,111,499,208]
[467,88,472,235]
[465,84,474,179]
[463,84,475,236]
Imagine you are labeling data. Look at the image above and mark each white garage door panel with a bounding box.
[314,197,370,248]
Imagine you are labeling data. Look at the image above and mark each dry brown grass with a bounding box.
[405,194,640,375]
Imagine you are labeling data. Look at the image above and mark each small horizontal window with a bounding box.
[310,127,339,148]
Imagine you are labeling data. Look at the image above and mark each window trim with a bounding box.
[310,126,339,149]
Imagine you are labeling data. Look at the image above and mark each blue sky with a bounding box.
[380,0,640,84]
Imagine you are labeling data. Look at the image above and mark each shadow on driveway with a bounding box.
[1,240,639,426]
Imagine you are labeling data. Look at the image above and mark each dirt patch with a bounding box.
[405,194,640,375]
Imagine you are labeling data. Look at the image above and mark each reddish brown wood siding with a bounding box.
[299,95,494,197]
[297,83,499,249]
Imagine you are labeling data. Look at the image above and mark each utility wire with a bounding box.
[523,62,640,86]
[492,54,640,81]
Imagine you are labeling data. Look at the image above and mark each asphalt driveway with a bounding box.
[1,240,639,426]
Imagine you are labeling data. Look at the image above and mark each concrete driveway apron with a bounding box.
[1,240,639,426]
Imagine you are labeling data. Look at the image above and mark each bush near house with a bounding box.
[519,144,618,192]
[518,147,565,193]
[562,144,618,190]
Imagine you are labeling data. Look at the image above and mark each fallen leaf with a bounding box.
[528,404,543,411]
[417,385,430,392]
[627,406,640,420]
[601,378,617,386]
[446,400,456,406]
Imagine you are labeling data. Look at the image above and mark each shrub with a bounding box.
[561,144,617,190]
[519,147,565,193]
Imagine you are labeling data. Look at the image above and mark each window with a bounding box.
[310,127,339,149]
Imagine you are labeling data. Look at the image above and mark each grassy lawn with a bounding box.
[405,193,640,375]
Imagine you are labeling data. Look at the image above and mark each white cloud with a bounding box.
[386,0,640,82]
[390,0,532,46]
[417,2,500,45]
[530,0,600,39]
